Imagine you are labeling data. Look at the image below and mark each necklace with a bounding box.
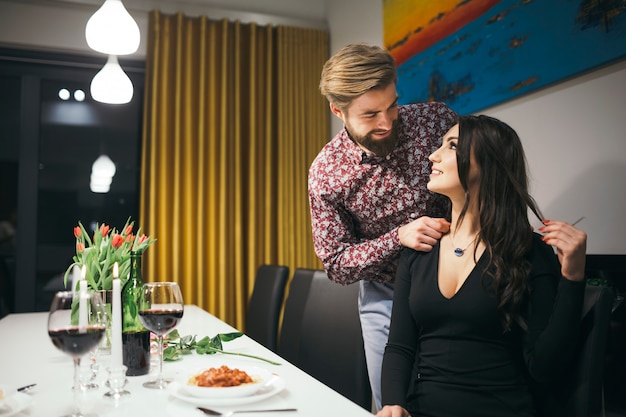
[449,233,478,257]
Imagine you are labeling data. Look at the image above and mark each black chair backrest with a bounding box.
[539,284,614,417]
[245,264,289,352]
[278,268,315,363]
[278,268,372,410]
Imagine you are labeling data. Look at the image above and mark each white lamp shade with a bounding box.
[90,55,134,104]
[92,155,116,177]
[90,182,111,193]
[85,0,140,55]
[90,173,113,186]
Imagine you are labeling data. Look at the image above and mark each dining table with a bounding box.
[0,304,374,417]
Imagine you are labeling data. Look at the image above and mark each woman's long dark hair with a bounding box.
[456,115,543,332]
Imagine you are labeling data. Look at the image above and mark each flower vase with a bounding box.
[96,290,114,353]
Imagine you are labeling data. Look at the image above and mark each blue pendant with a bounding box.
[454,248,464,257]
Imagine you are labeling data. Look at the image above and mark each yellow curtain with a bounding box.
[140,11,327,330]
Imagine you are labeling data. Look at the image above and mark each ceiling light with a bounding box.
[74,89,86,102]
[90,182,111,193]
[90,55,133,104]
[92,155,116,177]
[85,0,140,55]
[90,173,113,187]
[58,88,70,100]
[90,155,116,193]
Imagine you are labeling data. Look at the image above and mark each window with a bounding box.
[0,48,145,313]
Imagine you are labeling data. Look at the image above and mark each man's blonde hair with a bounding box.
[319,43,397,111]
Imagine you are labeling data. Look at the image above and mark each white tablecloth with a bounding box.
[0,305,373,416]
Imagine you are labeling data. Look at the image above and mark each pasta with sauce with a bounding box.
[190,365,254,387]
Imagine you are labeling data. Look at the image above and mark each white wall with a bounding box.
[326,0,383,136]
[487,60,626,255]
[1,0,624,254]
[327,0,626,255]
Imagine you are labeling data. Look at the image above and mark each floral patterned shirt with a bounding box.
[308,102,457,285]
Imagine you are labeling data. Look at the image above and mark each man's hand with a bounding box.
[398,216,450,252]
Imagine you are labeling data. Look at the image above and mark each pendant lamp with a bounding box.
[90,55,133,104]
[90,155,116,193]
[92,155,116,177]
[85,0,140,55]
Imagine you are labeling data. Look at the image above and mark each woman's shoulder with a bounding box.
[400,244,439,264]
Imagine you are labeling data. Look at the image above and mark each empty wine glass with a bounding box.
[48,290,107,417]
[138,282,184,389]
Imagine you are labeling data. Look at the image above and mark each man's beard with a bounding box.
[347,120,400,157]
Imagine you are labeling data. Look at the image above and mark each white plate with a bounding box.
[0,393,33,417]
[178,365,272,399]
[168,374,285,406]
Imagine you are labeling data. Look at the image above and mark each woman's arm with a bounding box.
[522,224,587,383]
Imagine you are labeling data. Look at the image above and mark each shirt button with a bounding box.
[386,155,391,160]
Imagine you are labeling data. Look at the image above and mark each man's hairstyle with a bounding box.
[319,43,397,111]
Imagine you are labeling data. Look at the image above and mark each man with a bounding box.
[308,43,456,410]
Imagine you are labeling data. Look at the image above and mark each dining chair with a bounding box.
[278,268,372,411]
[245,264,289,352]
[0,254,15,318]
[537,284,615,417]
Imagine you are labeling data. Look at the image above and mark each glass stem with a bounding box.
[73,357,82,416]
[157,334,164,382]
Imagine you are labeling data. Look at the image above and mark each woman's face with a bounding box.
[428,124,480,201]
[428,124,460,198]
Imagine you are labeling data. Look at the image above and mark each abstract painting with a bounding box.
[384,0,626,114]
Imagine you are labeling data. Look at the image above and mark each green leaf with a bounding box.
[163,346,181,361]
[160,331,281,366]
[219,332,244,342]
[210,334,223,350]
[167,329,181,340]
[78,221,93,247]
[196,336,211,347]
[63,262,77,289]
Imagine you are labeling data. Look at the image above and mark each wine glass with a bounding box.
[48,291,107,417]
[138,282,184,389]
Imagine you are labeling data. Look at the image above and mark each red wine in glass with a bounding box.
[138,282,184,389]
[138,309,183,334]
[49,327,105,356]
[48,290,107,417]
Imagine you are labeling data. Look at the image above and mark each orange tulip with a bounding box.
[73,226,81,238]
[111,234,124,249]
[76,242,85,253]
[138,234,148,244]
[124,225,133,235]
[100,224,110,236]
[126,233,135,243]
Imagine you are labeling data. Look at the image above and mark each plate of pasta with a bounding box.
[177,364,273,399]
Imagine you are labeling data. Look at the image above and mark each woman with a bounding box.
[377,115,587,417]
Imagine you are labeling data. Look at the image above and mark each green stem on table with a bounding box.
[207,347,282,366]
